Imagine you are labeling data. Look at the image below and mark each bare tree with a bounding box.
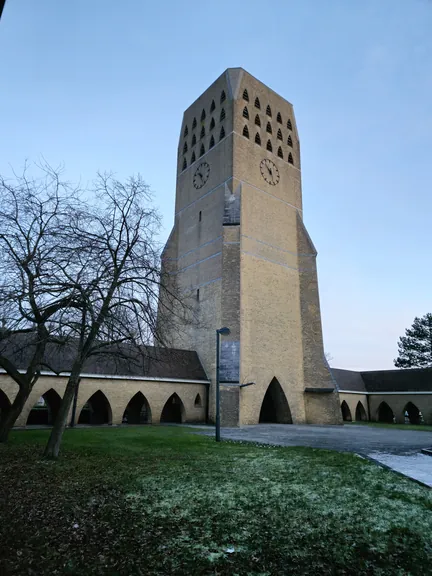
[0,163,81,441]
[0,164,192,451]
[43,172,190,458]
[0,0,7,21]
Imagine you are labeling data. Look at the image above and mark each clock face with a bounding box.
[193,162,210,189]
[260,159,280,186]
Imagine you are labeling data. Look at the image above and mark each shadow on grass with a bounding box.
[1,426,431,576]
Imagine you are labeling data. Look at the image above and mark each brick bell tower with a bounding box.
[159,68,341,426]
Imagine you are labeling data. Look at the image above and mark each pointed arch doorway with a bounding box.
[259,378,292,424]
[341,401,352,422]
[78,391,112,425]
[122,392,152,425]
[160,393,185,424]
[355,401,367,422]
[404,402,422,425]
[377,402,394,424]
[26,389,62,426]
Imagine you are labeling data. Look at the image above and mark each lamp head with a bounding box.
[217,327,230,336]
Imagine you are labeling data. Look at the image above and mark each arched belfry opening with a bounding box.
[78,391,112,425]
[404,402,422,425]
[122,392,152,425]
[259,378,292,424]
[26,389,62,426]
[160,393,185,424]
[341,400,352,422]
[377,402,394,424]
[355,401,367,422]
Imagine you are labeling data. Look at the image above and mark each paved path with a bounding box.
[368,452,432,487]
[204,424,432,455]
[197,424,432,486]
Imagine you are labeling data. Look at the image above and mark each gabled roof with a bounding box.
[331,366,432,393]
[361,368,432,393]
[330,369,366,392]
[0,335,208,382]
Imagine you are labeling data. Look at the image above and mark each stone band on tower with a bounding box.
[158,68,341,426]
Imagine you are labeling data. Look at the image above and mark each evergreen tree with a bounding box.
[394,313,432,368]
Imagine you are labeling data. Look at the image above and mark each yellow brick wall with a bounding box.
[0,375,207,427]
[337,393,369,422]
[368,394,432,425]
[160,68,341,426]
[337,392,432,425]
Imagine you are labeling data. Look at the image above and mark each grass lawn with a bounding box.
[347,421,432,432]
[1,427,432,576]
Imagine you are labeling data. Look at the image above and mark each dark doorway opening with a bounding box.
[341,400,352,422]
[0,389,11,421]
[122,392,152,424]
[404,402,422,425]
[26,389,62,426]
[259,378,292,423]
[78,391,112,425]
[355,401,367,422]
[160,393,185,423]
[377,402,394,423]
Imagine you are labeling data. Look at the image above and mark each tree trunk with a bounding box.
[0,386,30,443]
[43,373,80,459]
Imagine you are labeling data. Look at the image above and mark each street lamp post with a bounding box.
[215,326,230,442]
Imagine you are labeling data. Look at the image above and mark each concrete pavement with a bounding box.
[202,423,432,455]
[197,423,432,486]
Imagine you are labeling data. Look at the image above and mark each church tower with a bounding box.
[159,68,341,426]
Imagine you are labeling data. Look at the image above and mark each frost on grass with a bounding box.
[125,449,432,562]
[2,428,432,576]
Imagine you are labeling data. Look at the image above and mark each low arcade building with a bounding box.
[333,367,432,425]
[0,347,209,428]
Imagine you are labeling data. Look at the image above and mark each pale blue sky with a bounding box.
[1,0,431,370]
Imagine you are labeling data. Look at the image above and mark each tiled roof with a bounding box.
[361,368,432,393]
[0,335,208,382]
[330,369,366,392]
[332,366,432,393]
